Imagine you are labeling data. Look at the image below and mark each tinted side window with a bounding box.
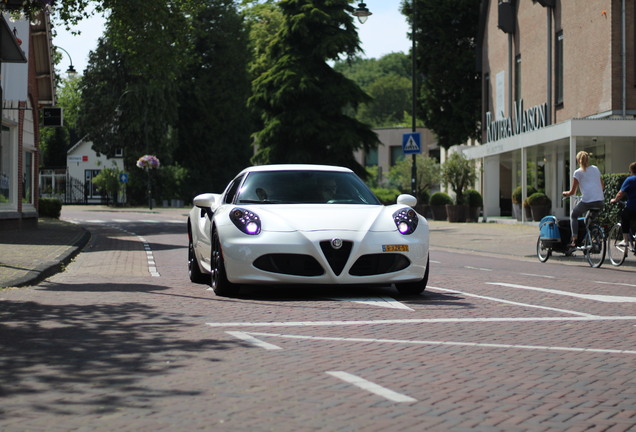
[224,174,244,204]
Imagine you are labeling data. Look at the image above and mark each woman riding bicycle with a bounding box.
[610,161,636,247]
[562,151,604,248]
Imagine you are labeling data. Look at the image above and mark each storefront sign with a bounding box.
[486,99,547,142]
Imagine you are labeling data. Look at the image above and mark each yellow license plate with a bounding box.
[382,244,409,252]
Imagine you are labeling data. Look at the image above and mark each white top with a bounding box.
[573,165,604,202]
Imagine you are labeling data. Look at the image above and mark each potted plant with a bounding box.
[512,185,537,221]
[441,152,477,223]
[429,192,453,220]
[465,189,483,222]
[527,192,552,221]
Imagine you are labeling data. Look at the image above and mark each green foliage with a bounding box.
[39,198,62,218]
[388,154,440,203]
[248,0,379,177]
[464,189,483,208]
[512,185,538,204]
[334,53,412,128]
[91,167,122,204]
[176,0,252,195]
[601,172,630,227]
[156,163,189,201]
[527,192,551,207]
[430,191,453,206]
[371,187,402,205]
[441,152,477,204]
[402,0,481,148]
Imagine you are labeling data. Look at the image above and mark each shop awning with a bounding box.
[1,14,27,63]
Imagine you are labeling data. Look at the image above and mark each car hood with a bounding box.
[251,204,397,233]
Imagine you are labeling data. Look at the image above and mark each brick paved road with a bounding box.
[1,213,635,431]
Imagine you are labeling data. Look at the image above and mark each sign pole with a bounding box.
[410,0,417,197]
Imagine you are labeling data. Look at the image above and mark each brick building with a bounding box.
[465,0,636,219]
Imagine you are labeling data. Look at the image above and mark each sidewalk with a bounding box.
[0,208,543,289]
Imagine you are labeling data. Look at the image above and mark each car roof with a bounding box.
[238,164,354,175]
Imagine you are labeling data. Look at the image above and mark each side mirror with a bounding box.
[397,194,417,208]
[193,193,218,209]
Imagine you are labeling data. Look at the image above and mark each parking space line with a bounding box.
[226,331,282,350]
[326,371,417,403]
[326,296,413,310]
[243,331,636,355]
[488,282,636,303]
[429,286,596,317]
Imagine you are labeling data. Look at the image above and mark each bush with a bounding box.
[601,172,630,227]
[39,198,62,218]
[430,191,453,206]
[512,185,537,204]
[464,189,483,207]
[527,192,551,207]
[372,187,402,205]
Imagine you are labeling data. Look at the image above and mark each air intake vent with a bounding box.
[319,240,353,276]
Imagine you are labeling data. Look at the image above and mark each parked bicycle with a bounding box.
[607,202,636,266]
[536,198,606,267]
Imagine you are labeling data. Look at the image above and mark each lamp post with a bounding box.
[55,46,77,77]
[410,0,417,197]
[354,2,418,197]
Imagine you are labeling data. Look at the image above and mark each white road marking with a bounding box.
[464,266,492,271]
[206,315,636,328]
[429,286,595,317]
[226,331,282,350]
[245,331,636,355]
[595,281,636,288]
[326,371,417,403]
[327,296,413,310]
[488,282,636,303]
[521,273,555,279]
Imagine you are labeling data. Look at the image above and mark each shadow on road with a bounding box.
[0,291,244,417]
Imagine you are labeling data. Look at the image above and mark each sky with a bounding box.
[52,2,411,76]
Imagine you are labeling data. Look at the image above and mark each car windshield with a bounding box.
[236,170,381,205]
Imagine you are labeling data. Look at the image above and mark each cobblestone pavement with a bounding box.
[1,207,636,431]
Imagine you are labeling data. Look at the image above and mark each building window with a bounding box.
[0,126,13,206]
[555,31,564,106]
[515,54,521,103]
[365,148,378,166]
[390,145,404,166]
[483,73,490,127]
[23,151,33,204]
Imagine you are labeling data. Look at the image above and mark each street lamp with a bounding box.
[355,2,418,197]
[56,46,77,77]
[352,2,372,24]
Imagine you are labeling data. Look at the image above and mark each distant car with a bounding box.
[187,164,429,296]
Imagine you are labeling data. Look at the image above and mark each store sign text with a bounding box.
[486,100,547,142]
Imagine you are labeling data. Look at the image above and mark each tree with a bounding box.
[357,74,411,127]
[248,0,379,177]
[389,155,440,203]
[441,152,477,205]
[402,0,481,149]
[176,0,252,196]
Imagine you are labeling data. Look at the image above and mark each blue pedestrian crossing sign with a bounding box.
[402,132,422,154]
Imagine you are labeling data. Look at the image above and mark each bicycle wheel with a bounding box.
[536,236,551,262]
[584,224,606,268]
[607,223,627,266]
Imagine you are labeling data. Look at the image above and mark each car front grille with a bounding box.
[319,240,353,276]
[349,253,410,276]
[253,254,324,276]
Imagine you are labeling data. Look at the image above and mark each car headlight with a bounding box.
[230,208,261,235]
[393,208,418,235]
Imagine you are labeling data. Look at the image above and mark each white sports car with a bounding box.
[187,164,429,296]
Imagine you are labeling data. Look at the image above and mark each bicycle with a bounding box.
[536,198,606,267]
[607,202,636,266]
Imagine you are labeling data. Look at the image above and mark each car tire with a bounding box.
[211,227,239,297]
[395,256,429,295]
[188,227,208,284]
